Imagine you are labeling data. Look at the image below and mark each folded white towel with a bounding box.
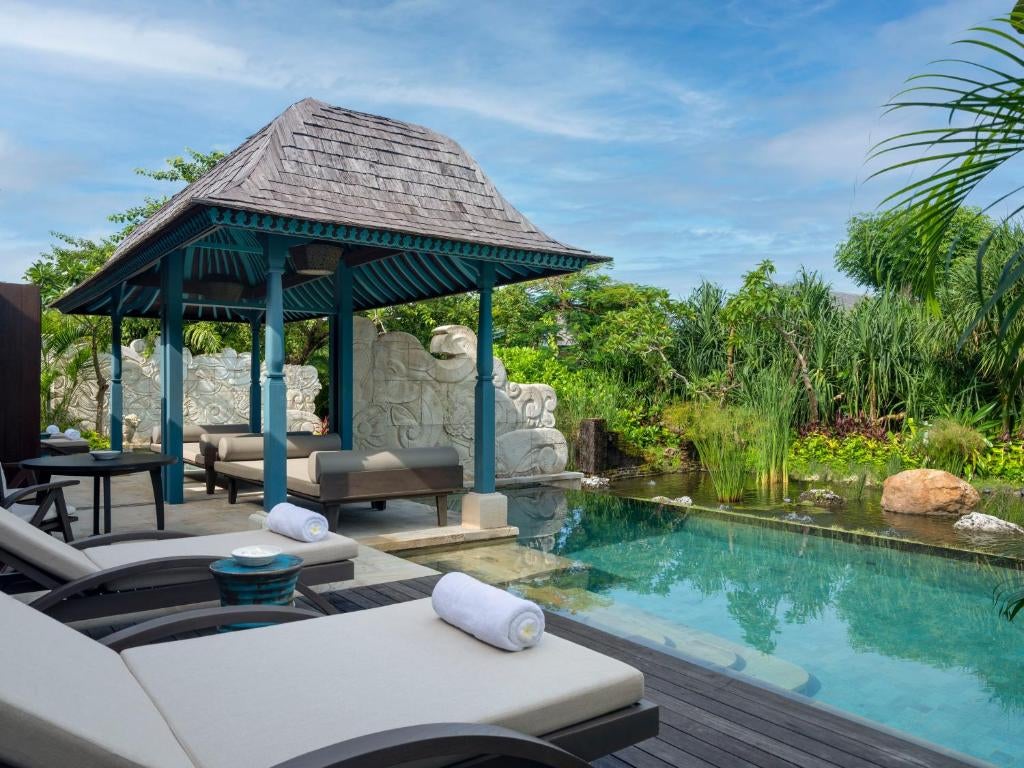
[267,503,330,542]
[431,572,544,652]
[45,425,60,435]
[64,429,81,440]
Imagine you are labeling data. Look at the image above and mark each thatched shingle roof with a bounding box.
[55,99,605,320]
[112,98,591,265]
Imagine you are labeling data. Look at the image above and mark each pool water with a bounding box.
[413,489,1024,766]
[610,471,1024,559]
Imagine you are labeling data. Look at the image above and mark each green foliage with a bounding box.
[80,429,110,451]
[741,365,797,487]
[789,432,915,479]
[666,402,754,502]
[914,419,990,479]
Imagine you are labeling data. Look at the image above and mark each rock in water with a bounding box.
[953,512,1024,534]
[881,469,979,516]
[673,496,694,506]
[797,488,845,507]
[580,476,610,489]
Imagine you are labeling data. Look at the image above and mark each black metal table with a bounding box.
[20,453,178,535]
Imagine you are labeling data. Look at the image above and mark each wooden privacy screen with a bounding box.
[0,283,41,466]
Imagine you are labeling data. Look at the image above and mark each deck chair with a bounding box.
[0,506,357,621]
[0,590,658,767]
[0,465,78,541]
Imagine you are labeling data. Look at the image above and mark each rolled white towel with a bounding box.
[45,425,60,435]
[267,503,329,542]
[64,429,81,440]
[431,572,544,652]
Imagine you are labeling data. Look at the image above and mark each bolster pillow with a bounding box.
[219,433,341,462]
[308,446,461,483]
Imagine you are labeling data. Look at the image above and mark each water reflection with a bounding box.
[505,488,1024,715]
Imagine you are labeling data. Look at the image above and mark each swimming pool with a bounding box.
[414,489,1024,766]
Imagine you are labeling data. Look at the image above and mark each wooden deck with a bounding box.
[86,575,981,768]
[318,576,979,768]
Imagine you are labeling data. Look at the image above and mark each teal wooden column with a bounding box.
[473,261,496,493]
[109,308,123,451]
[160,250,185,503]
[327,316,338,433]
[249,316,262,433]
[262,237,288,509]
[333,263,354,449]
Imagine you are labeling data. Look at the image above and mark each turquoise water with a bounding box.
[505,491,1024,767]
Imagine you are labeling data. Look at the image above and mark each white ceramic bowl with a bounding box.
[89,450,122,461]
[231,545,282,567]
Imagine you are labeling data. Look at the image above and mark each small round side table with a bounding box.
[209,554,304,630]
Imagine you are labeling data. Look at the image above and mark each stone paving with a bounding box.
[50,467,496,590]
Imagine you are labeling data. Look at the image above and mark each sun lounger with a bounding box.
[1,466,79,541]
[0,590,657,767]
[215,435,464,530]
[0,506,357,621]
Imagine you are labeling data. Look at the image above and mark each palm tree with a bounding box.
[872,8,1024,621]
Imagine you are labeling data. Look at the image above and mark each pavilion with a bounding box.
[54,98,605,521]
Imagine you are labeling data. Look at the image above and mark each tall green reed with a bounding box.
[743,366,798,488]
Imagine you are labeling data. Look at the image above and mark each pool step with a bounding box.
[571,602,813,694]
[407,542,582,584]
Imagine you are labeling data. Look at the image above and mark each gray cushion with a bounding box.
[309,446,461,482]
[218,433,341,462]
[9,500,76,524]
[122,598,643,768]
[152,423,252,445]
[83,529,358,589]
[0,592,194,768]
[0,507,97,581]
[214,459,321,498]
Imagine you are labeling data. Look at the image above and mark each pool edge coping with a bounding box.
[618,494,1024,571]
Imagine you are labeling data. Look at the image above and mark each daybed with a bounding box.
[0,590,658,767]
[151,423,251,493]
[0,506,356,621]
[215,435,464,530]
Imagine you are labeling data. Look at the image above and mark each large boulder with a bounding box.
[881,469,979,516]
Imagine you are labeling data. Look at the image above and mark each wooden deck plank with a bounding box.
[326,578,978,768]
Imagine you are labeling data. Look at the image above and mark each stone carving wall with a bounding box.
[60,319,568,481]
[352,318,567,480]
[56,339,322,439]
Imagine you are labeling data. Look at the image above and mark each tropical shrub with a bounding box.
[913,419,989,480]
[666,402,755,501]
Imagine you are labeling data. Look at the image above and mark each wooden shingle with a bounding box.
[107,98,593,269]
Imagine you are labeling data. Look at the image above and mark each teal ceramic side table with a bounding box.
[209,554,304,630]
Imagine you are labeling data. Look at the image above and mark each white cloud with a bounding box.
[0,2,267,85]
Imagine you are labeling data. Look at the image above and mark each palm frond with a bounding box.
[873,15,1024,340]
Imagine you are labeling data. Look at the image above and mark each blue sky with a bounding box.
[0,0,1012,296]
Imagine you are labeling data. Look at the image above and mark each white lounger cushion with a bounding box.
[0,507,98,581]
[0,592,194,768]
[84,529,359,589]
[122,598,644,768]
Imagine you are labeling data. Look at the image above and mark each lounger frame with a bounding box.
[0,530,353,622]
